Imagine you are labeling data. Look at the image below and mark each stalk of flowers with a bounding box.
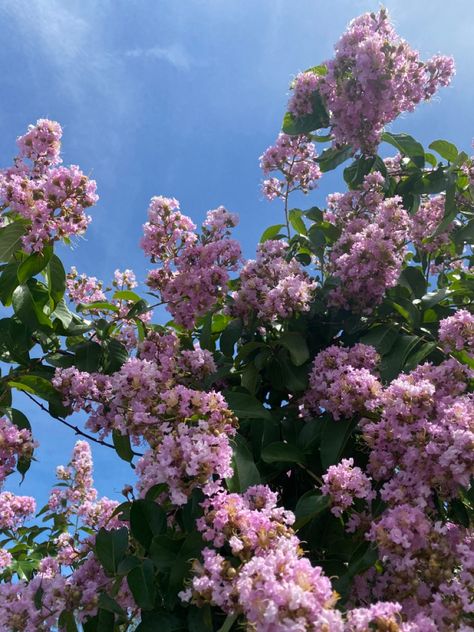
[260,133,321,201]
[321,458,375,518]
[361,360,474,505]
[53,362,237,505]
[0,417,36,488]
[438,309,474,356]
[229,239,317,324]
[182,485,344,631]
[360,507,474,630]
[326,177,411,313]
[0,120,98,252]
[288,9,454,153]
[300,343,381,420]
[142,198,241,328]
[411,195,455,255]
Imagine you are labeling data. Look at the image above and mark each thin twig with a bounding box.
[23,391,143,456]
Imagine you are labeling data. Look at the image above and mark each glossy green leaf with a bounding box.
[0,222,26,262]
[260,224,286,243]
[95,527,129,575]
[294,491,330,529]
[382,132,425,168]
[224,391,271,419]
[277,331,310,366]
[220,318,243,357]
[130,499,166,549]
[261,441,305,464]
[127,559,156,611]
[17,247,53,283]
[226,434,261,492]
[429,139,458,162]
[112,430,134,463]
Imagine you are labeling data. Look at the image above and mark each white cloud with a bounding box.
[125,43,192,71]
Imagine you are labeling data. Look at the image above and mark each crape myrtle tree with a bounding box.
[0,8,473,632]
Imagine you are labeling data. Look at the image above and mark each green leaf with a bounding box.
[294,491,330,529]
[261,441,305,464]
[83,609,115,632]
[103,338,128,373]
[168,532,203,602]
[317,145,353,172]
[320,418,356,469]
[138,611,185,632]
[379,334,420,382]
[220,318,243,358]
[224,391,270,419]
[95,527,129,575]
[74,341,103,372]
[403,341,437,372]
[360,325,399,355]
[58,610,80,632]
[149,535,182,571]
[97,593,126,617]
[12,283,52,330]
[77,301,119,313]
[398,267,428,299]
[127,559,156,611]
[382,132,425,168]
[130,499,166,550]
[278,331,310,366]
[8,375,57,402]
[188,605,214,632]
[0,318,31,364]
[433,179,457,236]
[112,290,141,302]
[282,90,329,135]
[17,247,53,283]
[260,224,286,243]
[388,298,421,328]
[429,139,458,162]
[46,255,66,304]
[226,434,261,492]
[112,430,134,463]
[0,262,20,305]
[288,209,307,235]
[6,408,31,432]
[0,222,26,262]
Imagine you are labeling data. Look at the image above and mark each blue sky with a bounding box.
[1,0,473,504]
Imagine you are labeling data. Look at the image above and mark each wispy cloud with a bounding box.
[125,43,192,71]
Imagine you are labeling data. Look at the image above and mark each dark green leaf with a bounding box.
[220,318,243,358]
[360,325,399,355]
[261,441,305,464]
[320,418,356,469]
[17,247,53,283]
[379,334,420,381]
[317,145,353,172]
[398,267,428,299]
[224,390,270,419]
[12,283,52,330]
[278,331,310,366]
[130,499,166,549]
[112,430,134,463]
[74,341,103,372]
[382,132,425,168]
[0,222,26,262]
[294,491,330,529]
[112,290,141,302]
[95,527,129,574]
[127,559,156,610]
[0,263,20,305]
[103,338,128,373]
[226,434,261,492]
[46,255,66,303]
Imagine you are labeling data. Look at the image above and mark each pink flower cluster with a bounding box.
[321,458,375,518]
[412,195,453,254]
[0,417,36,488]
[260,133,321,200]
[0,120,98,252]
[48,440,97,513]
[0,491,36,530]
[66,266,106,304]
[142,197,241,328]
[289,10,455,152]
[183,485,343,630]
[230,240,317,323]
[300,343,381,420]
[439,309,474,356]
[53,341,237,505]
[362,508,474,629]
[362,360,474,504]
[326,173,411,313]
